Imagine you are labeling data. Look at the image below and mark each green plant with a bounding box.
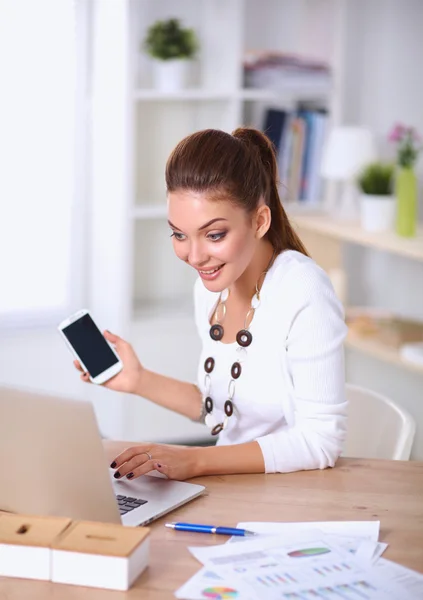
[357,162,395,196]
[143,18,198,61]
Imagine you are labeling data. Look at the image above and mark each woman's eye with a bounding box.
[207,232,227,242]
[170,231,186,241]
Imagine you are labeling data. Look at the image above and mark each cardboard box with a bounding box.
[0,513,71,580]
[51,520,150,590]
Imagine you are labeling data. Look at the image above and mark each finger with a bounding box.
[104,330,130,355]
[154,463,170,478]
[124,459,156,480]
[113,453,150,478]
[104,330,121,345]
[80,371,91,383]
[74,359,83,372]
[110,445,152,470]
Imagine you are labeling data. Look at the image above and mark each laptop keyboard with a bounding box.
[116,494,148,515]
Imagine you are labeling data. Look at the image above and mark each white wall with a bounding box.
[245,0,336,61]
[342,0,423,459]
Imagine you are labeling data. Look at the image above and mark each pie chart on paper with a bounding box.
[202,587,239,599]
[288,547,331,558]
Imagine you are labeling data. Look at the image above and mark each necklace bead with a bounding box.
[231,362,242,379]
[204,357,215,373]
[211,423,224,436]
[220,288,229,302]
[210,324,224,341]
[236,329,253,347]
[224,400,234,417]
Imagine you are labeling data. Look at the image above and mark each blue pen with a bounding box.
[165,522,257,537]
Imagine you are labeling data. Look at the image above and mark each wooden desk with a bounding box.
[0,442,422,599]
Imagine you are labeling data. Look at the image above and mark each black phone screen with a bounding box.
[62,313,119,378]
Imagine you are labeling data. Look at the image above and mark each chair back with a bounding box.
[343,383,416,460]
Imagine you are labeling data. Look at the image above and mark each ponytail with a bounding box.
[232,127,308,256]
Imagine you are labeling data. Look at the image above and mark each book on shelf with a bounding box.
[262,106,328,204]
[262,108,287,154]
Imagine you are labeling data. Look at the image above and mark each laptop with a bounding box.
[0,386,205,526]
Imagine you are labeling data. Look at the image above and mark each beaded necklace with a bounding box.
[202,251,277,435]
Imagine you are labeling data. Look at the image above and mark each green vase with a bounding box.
[395,166,417,237]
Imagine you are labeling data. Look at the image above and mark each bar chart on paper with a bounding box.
[313,563,353,576]
[246,564,354,588]
[202,588,239,599]
[280,579,384,599]
[242,564,361,596]
[254,572,298,586]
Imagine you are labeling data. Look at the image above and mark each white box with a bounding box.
[0,513,71,580]
[51,520,150,591]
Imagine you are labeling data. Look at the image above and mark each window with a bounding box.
[0,0,88,327]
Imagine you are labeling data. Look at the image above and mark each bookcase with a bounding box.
[90,0,346,441]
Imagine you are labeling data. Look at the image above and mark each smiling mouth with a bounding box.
[198,265,225,275]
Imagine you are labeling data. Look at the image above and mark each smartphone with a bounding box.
[58,309,123,384]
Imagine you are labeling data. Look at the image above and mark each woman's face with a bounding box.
[167,190,258,292]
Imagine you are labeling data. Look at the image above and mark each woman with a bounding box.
[75,127,347,481]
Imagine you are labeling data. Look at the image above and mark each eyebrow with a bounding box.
[168,218,228,232]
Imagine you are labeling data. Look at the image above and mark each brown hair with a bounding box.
[165,127,308,256]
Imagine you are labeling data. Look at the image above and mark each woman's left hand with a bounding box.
[110,443,202,481]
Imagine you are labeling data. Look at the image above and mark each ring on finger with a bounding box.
[141,451,152,461]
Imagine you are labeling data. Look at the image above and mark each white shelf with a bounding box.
[133,204,167,220]
[133,88,235,101]
[291,213,423,262]
[346,333,423,376]
[240,85,332,101]
[133,86,332,103]
[238,88,277,101]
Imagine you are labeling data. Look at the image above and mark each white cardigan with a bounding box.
[194,250,348,473]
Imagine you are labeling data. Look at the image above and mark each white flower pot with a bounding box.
[360,194,396,232]
[152,59,190,92]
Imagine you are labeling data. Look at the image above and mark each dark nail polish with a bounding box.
[113,471,121,479]
[126,472,134,479]
[157,463,162,468]
[110,461,117,469]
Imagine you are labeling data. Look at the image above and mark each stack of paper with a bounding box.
[175,521,423,599]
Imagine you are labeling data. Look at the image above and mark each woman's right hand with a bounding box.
[73,330,144,395]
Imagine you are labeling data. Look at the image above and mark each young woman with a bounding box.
[75,127,347,481]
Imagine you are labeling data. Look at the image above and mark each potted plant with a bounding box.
[357,162,395,232]
[388,123,421,237]
[143,18,198,92]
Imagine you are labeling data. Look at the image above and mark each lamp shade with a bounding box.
[321,126,377,180]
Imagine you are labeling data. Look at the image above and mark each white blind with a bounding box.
[0,0,81,324]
